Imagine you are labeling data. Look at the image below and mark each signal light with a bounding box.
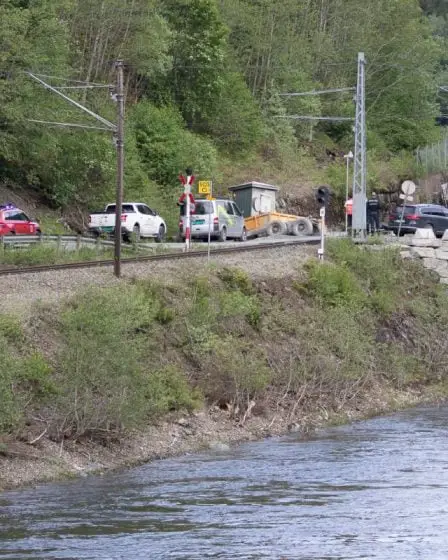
[315,186,331,207]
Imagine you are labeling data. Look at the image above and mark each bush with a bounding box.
[0,340,20,432]
[217,267,254,295]
[198,336,271,409]
[50,284,201,441]
[0,314,24,343]
[301,259,367,309]
[326,239,442,316]
[0,335,54,435]
[144,366,202,416]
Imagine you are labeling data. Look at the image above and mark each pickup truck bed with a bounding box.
[88,202,167,242]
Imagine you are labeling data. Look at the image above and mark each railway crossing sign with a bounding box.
[401,180,416,196]
[198,180,212,195]
[400,181,416,203]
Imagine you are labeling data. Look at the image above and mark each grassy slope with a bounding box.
[1,240,447,457]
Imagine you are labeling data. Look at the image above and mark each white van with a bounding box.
[179,198,247,242]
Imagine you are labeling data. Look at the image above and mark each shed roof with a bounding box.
[228,181,279,192]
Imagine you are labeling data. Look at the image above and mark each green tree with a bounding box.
[156,0,228,126]
[131,101,217,188]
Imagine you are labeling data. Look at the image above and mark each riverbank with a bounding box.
[0,385,442,491]
[1,239,448,490]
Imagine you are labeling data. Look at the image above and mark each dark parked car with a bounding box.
[387,204,448,237]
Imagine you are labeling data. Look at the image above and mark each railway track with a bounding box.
[0,236,321,276]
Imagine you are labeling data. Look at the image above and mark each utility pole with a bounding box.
[114,60,125,278]
[352,52,367,239]
[26,71,123,277]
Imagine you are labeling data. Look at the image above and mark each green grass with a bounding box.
[0,244,136,267]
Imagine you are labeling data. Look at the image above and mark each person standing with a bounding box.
[366,192,381,234]
[344,196,353,230]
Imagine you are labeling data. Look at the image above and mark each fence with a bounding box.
[416,135,448,176]
[0,235,114,250]
[0,234,183,255]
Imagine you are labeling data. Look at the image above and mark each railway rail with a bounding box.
[0,236,321,277]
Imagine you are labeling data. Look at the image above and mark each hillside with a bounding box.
[1,0,447,231]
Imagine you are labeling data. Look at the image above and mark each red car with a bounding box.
[0,204,41,236]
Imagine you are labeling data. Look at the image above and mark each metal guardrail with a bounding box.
[0,234,115,248]
[0,235,203,255]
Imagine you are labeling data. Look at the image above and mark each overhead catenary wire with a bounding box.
[279,87,355,97]
[29,73,112,87]
[27,119,113,132]
[50,85,112,90]
[26,72,116,131]
[275,115,354,121]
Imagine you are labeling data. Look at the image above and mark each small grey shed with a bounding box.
[228,181,279,218]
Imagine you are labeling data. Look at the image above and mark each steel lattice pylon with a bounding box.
[352,52,367,238]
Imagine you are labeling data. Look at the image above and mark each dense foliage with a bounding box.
[0,0,446,221]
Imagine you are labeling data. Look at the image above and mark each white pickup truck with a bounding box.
[88,202,167,242]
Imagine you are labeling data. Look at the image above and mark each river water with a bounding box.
[1,406,448,559]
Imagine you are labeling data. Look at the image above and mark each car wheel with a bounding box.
[219,227,227,242]
[239,227,247,242]
[266,220,287,236]
[291,218,314,236]
[155,224,166,243]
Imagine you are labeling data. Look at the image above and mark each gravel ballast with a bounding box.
[0,245,315,316]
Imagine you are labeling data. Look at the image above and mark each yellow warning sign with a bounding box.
[198,180,212,195]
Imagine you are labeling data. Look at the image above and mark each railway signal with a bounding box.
[179,169,195,251]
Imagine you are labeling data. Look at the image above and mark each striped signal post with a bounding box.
[179,169,195,251]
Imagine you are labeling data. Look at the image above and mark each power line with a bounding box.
[26,72,116,131]
[279,87,355,97]
[27,119,112,132]
[275,115,354,121]
[51,85,112,90]
[30,73,112,87]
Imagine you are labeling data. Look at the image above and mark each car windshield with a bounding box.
[106,204,135,213]
[180,200,213,216]
[394,205,416,215]
[194,201,213,215]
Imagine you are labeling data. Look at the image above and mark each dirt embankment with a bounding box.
[1,241,448,491]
